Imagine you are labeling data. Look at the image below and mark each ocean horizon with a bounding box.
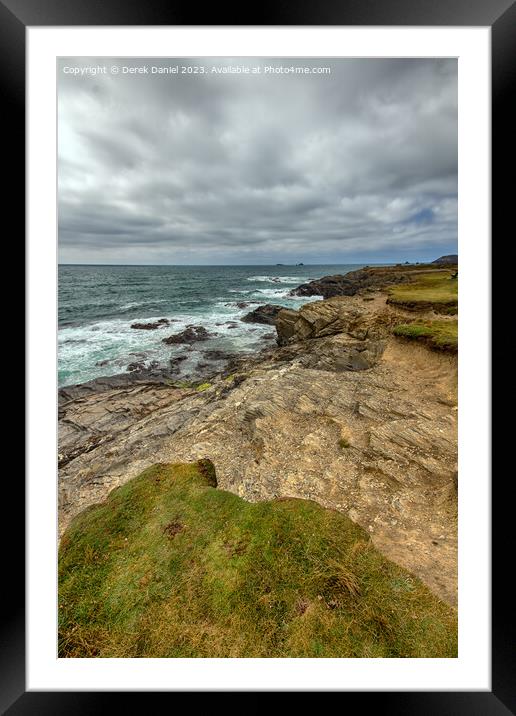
[58,263,376,387]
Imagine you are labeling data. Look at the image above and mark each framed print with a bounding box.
[6,0,512,710]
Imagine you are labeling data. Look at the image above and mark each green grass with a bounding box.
[387,271,458,314]
[393,320,458,352]
[59,461,457,658]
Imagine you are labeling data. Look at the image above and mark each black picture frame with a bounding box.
[7,0,512,711]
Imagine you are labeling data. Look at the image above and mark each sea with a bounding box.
[58,264,367,387]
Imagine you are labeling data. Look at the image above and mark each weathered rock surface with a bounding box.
[59,292,458,606]
[241,304,283,325]
[162,325,213,345]
[276,294,398,346]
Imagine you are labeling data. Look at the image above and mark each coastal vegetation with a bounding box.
[59,461,457,658]
[386,269,458,314]
[393,320,458,352]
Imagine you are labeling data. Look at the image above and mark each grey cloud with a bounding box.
[58,57,457,264]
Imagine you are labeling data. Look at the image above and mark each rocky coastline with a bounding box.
[58,262,458,606]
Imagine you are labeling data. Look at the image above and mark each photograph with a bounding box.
[56,56,459,659]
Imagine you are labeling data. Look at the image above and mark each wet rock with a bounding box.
[162,326,213,345]
[241,304,283,325]
[131,318,170,330]
[291,274,359,298]
[169,355,188,373]
[126,361,147,372]
[203,349,233,361]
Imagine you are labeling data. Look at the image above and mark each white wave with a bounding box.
[251,288,292,299]
[246,275,307,284]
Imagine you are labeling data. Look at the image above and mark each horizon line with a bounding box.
[57,260,446,267]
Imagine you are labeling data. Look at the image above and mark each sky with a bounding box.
[58,57,458,265]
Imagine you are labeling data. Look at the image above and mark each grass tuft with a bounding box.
[59,462,457,658]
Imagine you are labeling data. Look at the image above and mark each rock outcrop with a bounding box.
[162,325,212,344]
[241,304,283,325]
[276,295,397,346]
[290,264,454,299]
[131,318,170,330]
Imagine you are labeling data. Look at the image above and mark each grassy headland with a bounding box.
[386,269,458,314]
[59,461,457,658]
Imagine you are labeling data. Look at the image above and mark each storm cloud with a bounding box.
[58,58,457,264]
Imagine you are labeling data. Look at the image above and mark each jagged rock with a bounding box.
[241,304,283,325]
[276,297,392,346]
[162,326,213,344]
[291,274,359,298]
[274,308,298,343]
[299,335,387,372]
